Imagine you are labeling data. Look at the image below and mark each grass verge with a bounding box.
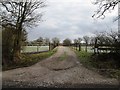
[75,49,120,79]
[3,48,57,71]
[58,52,67,61]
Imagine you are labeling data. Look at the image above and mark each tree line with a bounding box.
[71,31,120,54]
[24,29,120,55]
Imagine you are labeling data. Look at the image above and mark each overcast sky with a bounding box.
[27,0,118,42]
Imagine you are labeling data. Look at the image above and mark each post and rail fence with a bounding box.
[21,42,57,54]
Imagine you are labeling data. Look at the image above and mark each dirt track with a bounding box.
[2,46,119,88]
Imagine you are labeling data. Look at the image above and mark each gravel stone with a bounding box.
[2,46,119,88]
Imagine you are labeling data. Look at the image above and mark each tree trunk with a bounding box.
[37,45,39,52]
[12,3,27,63]
[49,42,50,51]
[79,44,81,51]
[94,38,98,54]
[12,25,22,63]
[76,43,77,50]
[94,47,95,54]
[85,45,87,52]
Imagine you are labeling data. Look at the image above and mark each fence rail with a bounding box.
[21,50,49,54]
[21,43,57,54]
[72,43,120,54]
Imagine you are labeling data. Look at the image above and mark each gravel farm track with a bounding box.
[2,46,120,88]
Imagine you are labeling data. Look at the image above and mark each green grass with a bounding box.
[74,49,120,79]
[59,52,67,61]
[75,50,94,68]
[3,48,57,71]
[72,46,94,53]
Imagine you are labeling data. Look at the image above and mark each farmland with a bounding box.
[21,46,49,53]
[73,46,112,53]
[73,46,94,53]
[21,46,93,53]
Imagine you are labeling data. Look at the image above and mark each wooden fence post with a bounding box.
[37,45,39,52]
[49,42,50,51]
[76,43,77,50]
[74,44,75,50]
[79,44,81,51]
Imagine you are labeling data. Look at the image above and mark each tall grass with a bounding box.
[75,49,120,79]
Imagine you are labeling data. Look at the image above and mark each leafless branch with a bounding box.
[92,0,120,20]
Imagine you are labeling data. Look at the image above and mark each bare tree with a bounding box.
[92,0,120,19]
[83,36,90,52]
[78,38,82,51]
[90,36,95,46]
[52,37,60,48]
[36,37,43,52]
[93,31,119,53]
[37,37,43,44]
[90,36,98,54]
[74,39,78,44]
[92,0,120,46]
[74,39,78,50]
[107,30,119,52]
[78,38,82,44]
[108,30,118,43]
[63,38,71,46]
[1,1,46,62]
[44,38,50,46]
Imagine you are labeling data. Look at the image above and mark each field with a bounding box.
[21,46,49,53]
[74,46,111,53]
[81,46,93,52]
[73,46,94,53]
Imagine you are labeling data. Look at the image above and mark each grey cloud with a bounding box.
[27,0,118,42]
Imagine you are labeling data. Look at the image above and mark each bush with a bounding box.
[2,26,15,65]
